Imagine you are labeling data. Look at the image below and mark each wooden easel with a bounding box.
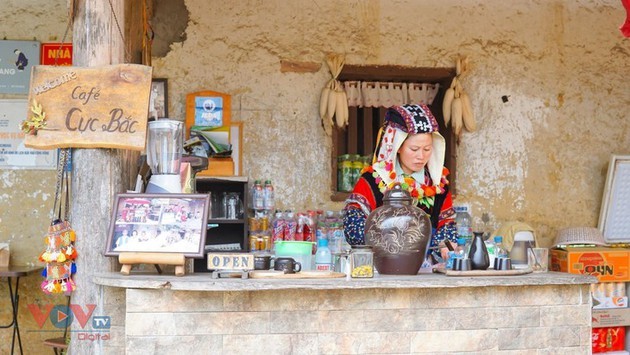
[118,252,186,276]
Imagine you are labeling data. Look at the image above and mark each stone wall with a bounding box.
[124,285,591,354]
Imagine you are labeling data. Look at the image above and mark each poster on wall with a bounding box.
[0,99,57,169]
[194,96,223,128]
[0,40,40,94]
[40,43,72,66]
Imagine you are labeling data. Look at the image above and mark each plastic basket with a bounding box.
[554,227,607,246]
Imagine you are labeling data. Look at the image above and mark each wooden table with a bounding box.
[0,266,43,355]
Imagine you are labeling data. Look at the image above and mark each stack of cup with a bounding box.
[494,257,512,271]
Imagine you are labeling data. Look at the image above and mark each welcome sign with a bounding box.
[24,64,153,150]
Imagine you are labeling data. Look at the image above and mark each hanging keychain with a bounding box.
[39,149,78,295]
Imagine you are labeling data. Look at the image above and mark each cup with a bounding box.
[528,248,549,272]
[454,258,471,271]
[273,257,302,274]
[495,257,512,271]
[254,255,274,270]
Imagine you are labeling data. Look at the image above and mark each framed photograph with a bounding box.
[149,78,168,119]
[105,193,210,258]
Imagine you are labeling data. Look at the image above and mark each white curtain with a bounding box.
[343,81,440,108]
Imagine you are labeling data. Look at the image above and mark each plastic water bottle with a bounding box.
[454,205,472,241]
[315,238,332,271]
[494,236,508,258]
[485,238,496,269]
[263,180,275,211]
[456,237,468,257]
[252,180,264,210]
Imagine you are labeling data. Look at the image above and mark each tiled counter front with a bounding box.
[94,272,596,354]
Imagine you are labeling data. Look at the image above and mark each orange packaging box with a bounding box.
[592,326,625,353]
[550,246,630,282]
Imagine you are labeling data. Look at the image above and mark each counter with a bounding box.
[94,271,596,354]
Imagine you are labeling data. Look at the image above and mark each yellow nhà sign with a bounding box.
[23,64,152,150]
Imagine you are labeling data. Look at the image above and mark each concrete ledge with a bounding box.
[93,271,596,292]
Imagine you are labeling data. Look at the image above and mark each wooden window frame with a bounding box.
[331,65,457,201]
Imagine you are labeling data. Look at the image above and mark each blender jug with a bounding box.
[146,119,184,193]
[223,193,243,219]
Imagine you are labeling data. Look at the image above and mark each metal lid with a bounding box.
[382,183,412,205]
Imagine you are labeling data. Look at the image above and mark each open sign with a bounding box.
[207,253,254,270]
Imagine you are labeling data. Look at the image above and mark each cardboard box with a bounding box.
[550,246,630,282]
[593,308,630,327]
[592,326,625,353]
[593,296,629,309]
[198,158,234,177]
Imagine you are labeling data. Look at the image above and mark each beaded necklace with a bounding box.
[364,162,449,208]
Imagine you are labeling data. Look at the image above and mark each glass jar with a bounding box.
[350,245,374,278]
[350,155,364,186]
[337,155,345,191]
[340,155,354,192]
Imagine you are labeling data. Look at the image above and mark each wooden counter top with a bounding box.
[93,271,596,292]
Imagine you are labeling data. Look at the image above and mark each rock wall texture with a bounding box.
[0,0,628,353]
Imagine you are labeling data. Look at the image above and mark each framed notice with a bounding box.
[598,155,630,243]
[106,193,210,258]
[0,40,40,94]
[0,99,57,169]
[185,90,231,137]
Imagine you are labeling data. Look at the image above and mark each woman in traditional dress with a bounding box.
[343,104,457,262]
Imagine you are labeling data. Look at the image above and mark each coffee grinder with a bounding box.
[145,119,184,193]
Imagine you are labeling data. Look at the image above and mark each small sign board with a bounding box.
[0,99,57,169]
[40,43,72,66]
[24,64,152,150]
[207,253,254,270]
[0,40,40,94]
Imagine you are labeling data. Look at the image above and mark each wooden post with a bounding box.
[70,1,133,353]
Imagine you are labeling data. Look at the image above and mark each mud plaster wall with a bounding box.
[0,0,628,352]
[153,0,630,245]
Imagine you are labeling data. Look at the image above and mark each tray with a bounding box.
[435,267,532,277]
[248,270,346,279]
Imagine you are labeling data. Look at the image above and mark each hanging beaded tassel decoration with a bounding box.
[39,149,77,295]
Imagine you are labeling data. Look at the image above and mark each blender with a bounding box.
[145,119,184,193]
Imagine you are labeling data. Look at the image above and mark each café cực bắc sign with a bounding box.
[23,64,153,150]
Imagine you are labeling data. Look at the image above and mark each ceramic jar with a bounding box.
[364,183,431,275]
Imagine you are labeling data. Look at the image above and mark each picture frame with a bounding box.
[230,122,243,176]
[149,78,168,119]
[185,90,231,137]
[105,193,210,258]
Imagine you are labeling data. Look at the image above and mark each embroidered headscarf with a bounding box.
[372,104,446,189]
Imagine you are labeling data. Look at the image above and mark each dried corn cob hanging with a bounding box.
[443,55,476,138]
[319,54,348,135]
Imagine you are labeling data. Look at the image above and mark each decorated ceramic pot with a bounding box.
[364,183,431,275]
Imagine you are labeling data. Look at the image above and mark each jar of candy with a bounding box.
[340,155,354,192]
[350,155,364,186]
[350,245,374,278]
[361,155,371,168]
[337,155,345,191]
